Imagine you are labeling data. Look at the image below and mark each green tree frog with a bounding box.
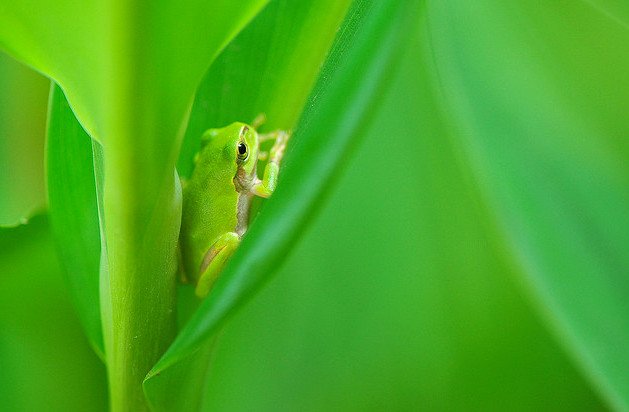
[179,120,290,297]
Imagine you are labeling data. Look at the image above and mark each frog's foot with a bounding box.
[252,113,267,129]
[195,232,240,297]
[252,130,291,198]
[257,151,269,161]
[268,130,289,163]
[259,129,289,145]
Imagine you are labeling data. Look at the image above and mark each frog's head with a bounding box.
[197,122,260,192]
[199,121,258,162]
[234,123,260,178]
[234,123,260,193]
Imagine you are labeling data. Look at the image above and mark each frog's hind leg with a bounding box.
[195,232,240,297]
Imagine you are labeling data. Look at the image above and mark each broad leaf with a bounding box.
[426,0,629,408]
[197,27,604,410]
[47,84,104,358]
[0,216,107,410]
[1,1,272,408]
[178,0,353,179]
[145,1,353,408]
[147,0,413,387]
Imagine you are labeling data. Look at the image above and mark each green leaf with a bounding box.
[147,0,413,388]
[0,0,270,145]
[145,1,353,408]
[47,84,103,359]
[197,29,604,410]
[100,3,270,408]
[426,1,629,409]
[178,0,354,179]
[0,216,107,411]
[1,2,271,409]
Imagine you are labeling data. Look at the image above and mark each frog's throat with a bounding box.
[233,164,255,237]
[233,162,253,192]
[235,191,251,237]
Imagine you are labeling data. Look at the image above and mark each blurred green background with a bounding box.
[0,40,606,412]
[1,1,627,410]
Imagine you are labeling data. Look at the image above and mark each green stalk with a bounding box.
[101,165,180,411]
[101,2,182,410]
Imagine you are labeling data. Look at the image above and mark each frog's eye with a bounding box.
[237,142,248,161]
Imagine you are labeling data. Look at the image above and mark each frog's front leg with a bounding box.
[195,232,240,297]
[252,130,290,198]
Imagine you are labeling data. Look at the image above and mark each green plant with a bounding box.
[1,0,628,411]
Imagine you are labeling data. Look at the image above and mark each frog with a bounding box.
[179,117,290,297]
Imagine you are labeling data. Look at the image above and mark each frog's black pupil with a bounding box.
[238,143,247,155]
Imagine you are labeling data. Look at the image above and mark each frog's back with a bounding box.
[180,127,242,280]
